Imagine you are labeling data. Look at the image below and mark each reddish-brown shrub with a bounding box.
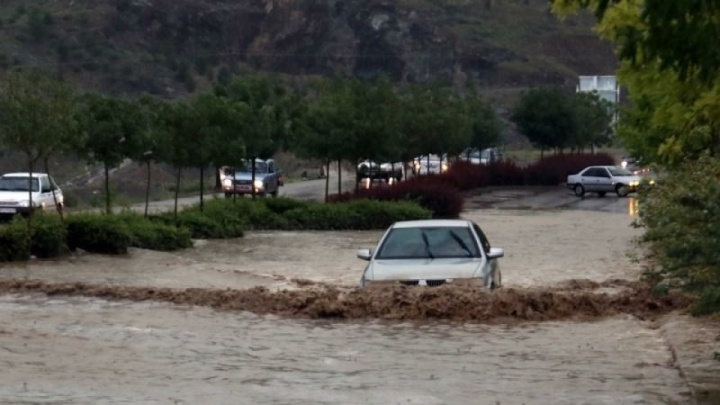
[525,153,616,186]
[328,179,464,218]
[329,153,615,215]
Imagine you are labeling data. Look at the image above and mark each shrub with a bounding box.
[201,198,288,231]
[0,218,30,262]
[30,213,68,258]
[635,155,720,314]
[261,197,310,215]
[66,213,133,254]
[284,199,430,230]
[155,210,238,239]
[116,213,193,251]
[525,153,616,186]
[329,180,464,218]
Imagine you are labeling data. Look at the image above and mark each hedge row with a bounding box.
[328,153,617,218]
[154,197,431,235]
[0,212,193,262]
[0,198,431,262]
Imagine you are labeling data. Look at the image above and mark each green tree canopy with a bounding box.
[76,93,145,214]
[510,87,577,152]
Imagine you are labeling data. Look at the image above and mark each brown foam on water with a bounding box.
[0,278,693,323]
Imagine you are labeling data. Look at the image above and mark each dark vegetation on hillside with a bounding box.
[0,0,616,102]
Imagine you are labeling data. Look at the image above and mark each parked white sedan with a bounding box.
[356,219,504,289]
[566,165,645,197]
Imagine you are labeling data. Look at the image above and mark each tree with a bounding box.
[189,91,248,210]
[155,101,193,218]
[218,74,296,199]
[134,94,169,217]
[572,91,614,152]
[510,87,577,155]
[76,93,144,214]
[552,0,720,166]
[0,69,76,222]
[297,77,355,199]
[552,0,720,83]
[398,82,473,171]
[465,86,502,152]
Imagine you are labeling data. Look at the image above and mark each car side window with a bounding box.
[268,162,275,173]
[472,223,491,254]
[41,177,52,192]
[583,168,598,177]
[598,168,611,178]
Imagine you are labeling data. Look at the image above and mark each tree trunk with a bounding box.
[144,161,151,218]
[214,165,222,190]
[324,160,330,202]
[104,163,111,215]
[27,159,34,228]
[174,166,182,219]
[338,159,343,195]
[199,165,205,211]
[232,167,237,203]
[251,158,257,200]
[44,158,63,221]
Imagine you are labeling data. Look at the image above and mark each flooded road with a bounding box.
[0,294,693,405]
[0,210,643,290]
[1,190,718,404]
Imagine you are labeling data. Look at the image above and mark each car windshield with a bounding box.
[237,160,268,173]
[375,226,480,259]
[609,167,634,176]
[0,176,40,192]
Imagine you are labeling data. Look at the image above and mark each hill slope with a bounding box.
[0,0,616,104]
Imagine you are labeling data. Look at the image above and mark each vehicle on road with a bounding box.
[412,154,448,175]
[356,219,504,289]
[567,165,644,197]
[620,156,651,175]
[356,160,404,184]
[459,147,503,165]
[0,172,64,217]
[220,159,281,198]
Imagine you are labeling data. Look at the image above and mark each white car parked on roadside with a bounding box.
[0,172,64,216]
[356,219,504,289]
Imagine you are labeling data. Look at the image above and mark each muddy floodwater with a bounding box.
[0,294,694,405]
[1,206,719,404]
[0,210,644,290]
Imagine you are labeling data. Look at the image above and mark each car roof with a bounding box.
[2,172,47,178]
[392,219,471,229]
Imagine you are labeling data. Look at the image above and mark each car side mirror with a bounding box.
[487,247,504,259]
[357,248,372,261]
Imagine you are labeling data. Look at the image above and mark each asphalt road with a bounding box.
[130,169,357,214]
[466,186,637,215]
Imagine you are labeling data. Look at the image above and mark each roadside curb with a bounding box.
[660,314,720,404]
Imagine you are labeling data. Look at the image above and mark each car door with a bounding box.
[267,161,277,192]
[471,223,492,274]
[580,168,600,191]
[595,167,614,192]
[39,176,54,209]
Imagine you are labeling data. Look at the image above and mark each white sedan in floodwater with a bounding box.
[356,219,504,289]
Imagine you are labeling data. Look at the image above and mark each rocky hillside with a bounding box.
[0,0,616,106]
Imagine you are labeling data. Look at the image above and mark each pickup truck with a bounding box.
[219,159,282,198]
[0,172,64,216]
[357,160,404,184]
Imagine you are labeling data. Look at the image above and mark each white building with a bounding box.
[577,75,620,123]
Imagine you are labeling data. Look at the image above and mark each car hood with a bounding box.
[232,172,268,181]
[614,175,642,183]
[0,190,35,201]
[368,258,484,281]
